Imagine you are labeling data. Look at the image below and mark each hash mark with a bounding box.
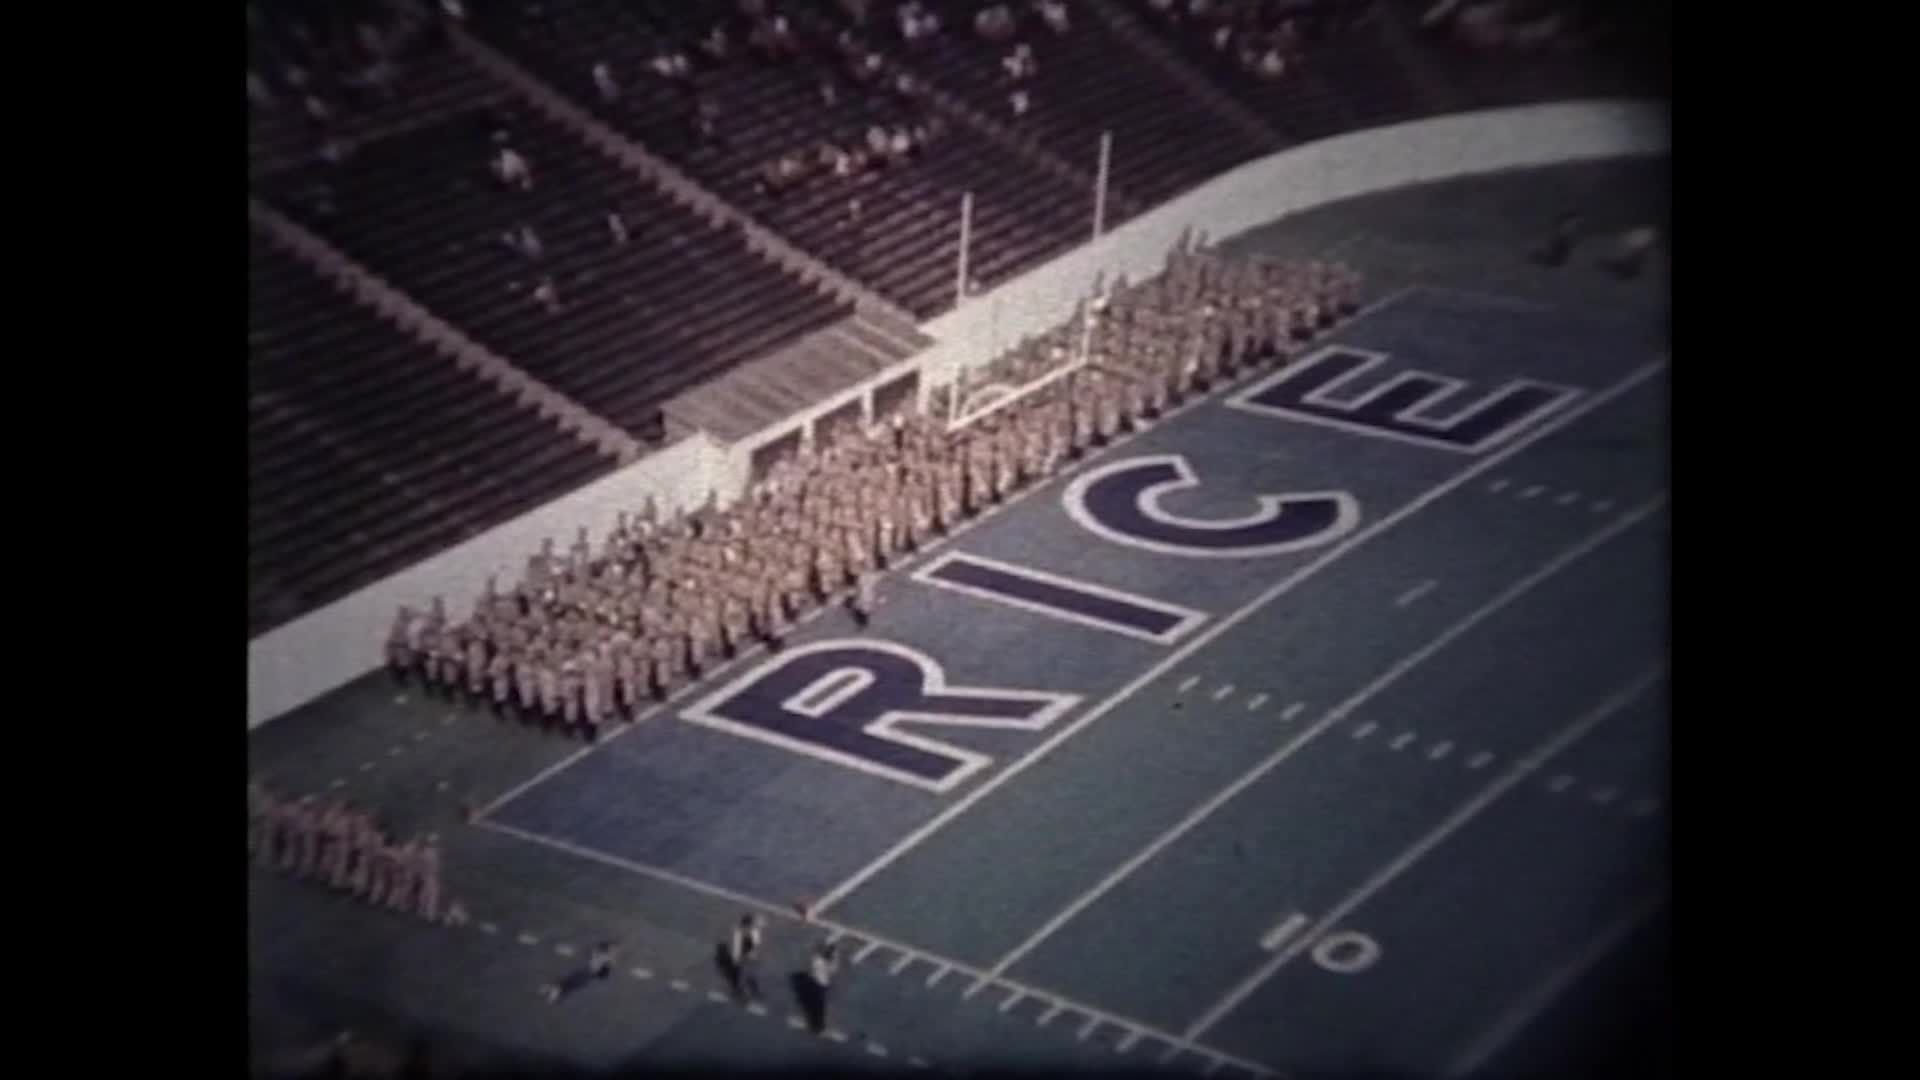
[1213,684,1235,701]
[854,940,881,964]
[1593,499,1616,513]
[554,944,575,957]
[1467,750,1495,769]
[1521,485,1546,500]
[825,1029,849,1043]
[1591,787,1620,805]
[1629,797,1660,817]
[630,967,652,979]
[926,965,950,987]
[747,1002,768,1015]
[477,923,498,935]
[1178,676,1200,693]
[707,990,730,1003]
[516,933,540,946]
[670,979,691,993]
[1246,693,1269,711]
[1282,702,1305,721]
[1489,478,1510,493]
[998,989,1025,1013]
[1556,491,1581,506]
[1038,1004,1063,1027]
[1078,1016,1100,1041]
[1117,1031,1143,1053]
[889,952,914,975]
[1428,741,1454,760]
[1549,774,1576,793]
[962,977,989,999]
[1352,721,1378,739]
[1389,731,1417,751]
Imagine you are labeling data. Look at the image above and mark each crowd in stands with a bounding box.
[1144,0,1378,82]
[384,247,1359,738]
[250,783,464,926]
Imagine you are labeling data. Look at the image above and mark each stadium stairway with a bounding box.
[1085,0,1286,152]
[444,18,920,331]
[249,198,645,465]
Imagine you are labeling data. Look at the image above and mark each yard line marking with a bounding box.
[1428,741,1455,761]
[1260,913,1310,952]
[998,989,1026,1013]
[1185,665,1665,1039]
[473,738,612,820]
[1389,731,1418,751]
[1556,491,1581,506]
[1520,485,1545,500]
[889,952,915,975]
[1282,702,1305,721]
[1590,787,1619,805]
[1467,751,1495,770]
[1395,580,1437,607]
[1352,721,1378,739]
[1038,1004,1064,1027]
[813,361,1663,918]
[854,940,881,964]
[1488,478,1510,493]
[1178,676,1201,693]
[1445,894,1667,1078]
[1118,1031,1143,1053]
[993,495,1669,983]
[630,967,652,980]
[1213,684,1236,701]
[1078,1016,1101,1041]
[926,965,950,987]
[1548,774,1575,793]
[1246,693,1270,711]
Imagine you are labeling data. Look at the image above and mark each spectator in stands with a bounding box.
[492,145,532,191]
[532,276,560,314]
[607,210,630,247]
[1002,43,1038,82]
[1255,46,1287,79]
[592,61,619,103]
[1036,0,1070,35]
[976,4,1017,42]
[1008,88,1031,117]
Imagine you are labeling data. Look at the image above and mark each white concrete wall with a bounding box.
[249,99,1668,730]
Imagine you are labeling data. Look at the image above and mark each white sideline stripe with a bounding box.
[990,493,1670,980]
[812,360,1663,917]
[1246,693,1269,711]
[1444,893,1667,1078]
[1213,684,1235,701]
[889,952,915,975]
[1184,665,1666,1039]
[1395,580,1437,607]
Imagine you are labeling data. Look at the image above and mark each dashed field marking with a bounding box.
[1204,1057,1225,1076]
[1077,1016,1101,1041]
[435,780,449,791]
[707,990,730,1003]
[1590,787,1619,805]
[1521,485,1546,500]
[1548,774,1576,793]
[1467,751,1495,770]
[889,952,914,975]
[1212,684,1235,701]
[1389,731,1417,751]
[962,977,989,1000]
[909,1056,929,1068]
[1159,1044,1183,1064]
[478,922,498,935]
[854,940,881,964]
[359,762,376,772]
[1555,491,1581,506]
[1489,478,1510,494]
[1396,580,1437,607]
[413,731,430,742]
[866,1042,889,1057]
[1117,1030,1143,1053]
[1593,499,1615,514]
[1282,702,1305,721]
[388,746,405,757]
[824,929,845,945]
[329,778,347,789]
[1428,741,1455,761]
[1178,676,1200,694]
[1629,797,1660,817]
[630,967,652,980]
[747,1002,767,1015]
[787,1016,806,1030]
[441,716,455,726]
[554,944,575,957]
[670,979,691,993]
[998,989,1026,1013]
[1245,693,1269,711]
[925,965,950,987]
[825,1029,849,1043]
[1038,1004,1063,1027]
[516,933,540,947]
[1352,721,1378,739]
